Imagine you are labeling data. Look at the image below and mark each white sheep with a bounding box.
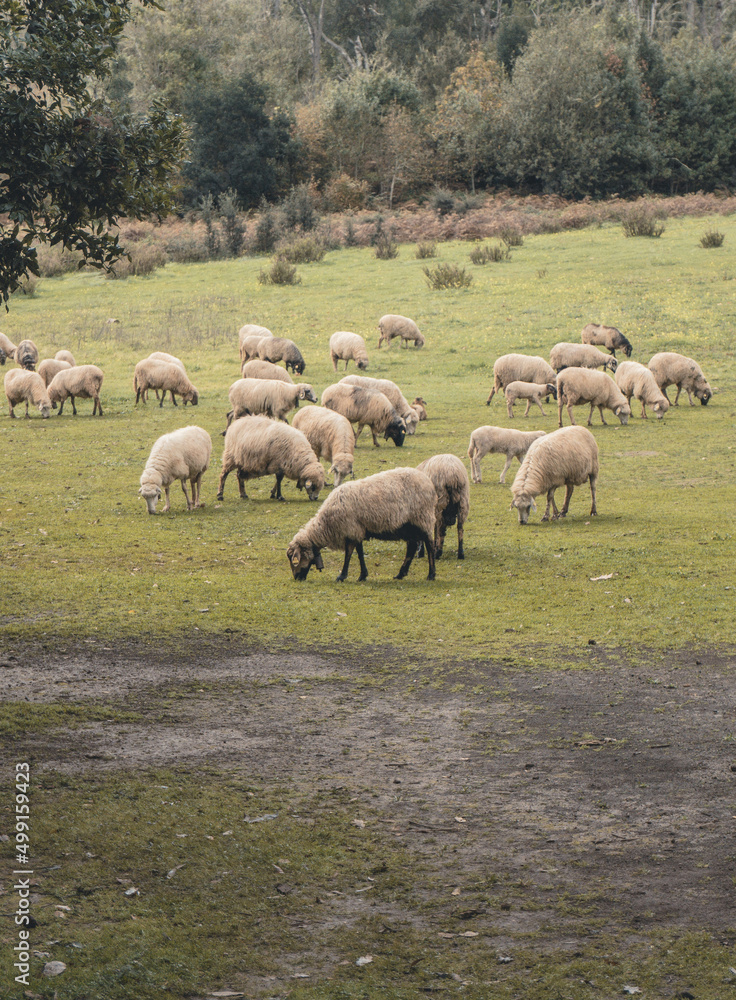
[416,454,470,560]
[217,415,325,502]
[145,352,188,403]
[615,361,670,419]
[377,314,425,349]
[138,426,212,514]
[510,425,599,524]
[467,426,547,484]
[647,352,712,406]
[241,359,294,383]
[133,359,198,407]
[287,467,437,582]
[4,369,51,419]
[322,383,406,448]
[339,374,419,435]
[329,331,370,371]
[504,380,558,418]
[47,365,105,416]
[38,358,71,388]
[238,324,273,363]
[581,323,632,358]
[0,333,17,365]
[54,350,76,367]
[292,406,356,486]
[227,378,317,424]
[487,354,557,404]
[550,342,618,373]
[15,339,39,372]
[257,336,306,374]
[556,368,631,427]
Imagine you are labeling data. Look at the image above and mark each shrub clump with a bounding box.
[621,204,666,238]
[415,242,437,259]
[422,263,473,289]
[35,245,83,277]
[107,243,168,279]
[700,229,725,248]
[375,231,399,259]
[277,237,327,264]
[469,242,510,264]
[499,225,524,247]
[325,174,369,212]
[257,258,301,285]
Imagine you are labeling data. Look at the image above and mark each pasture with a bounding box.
[1,214,735,999]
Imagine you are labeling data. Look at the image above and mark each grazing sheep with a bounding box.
[292,406,356,486]
[54,350,76,367]
[145,352,187,403]
[4,369,51,419]
[647,352,712,406]
[257,336,306,374]
[133,359,198,407]
[15,339,39,372]
[487,354,557,404]
[322,383,406,447]
[615,361,670,419]
[581,323,632,358]
[411,397,428,421]
[505,380,558,418]
[510,425,599,525]
[227,378,317,425]
[377,314,425,349]
[217,415,325,502]
[38,358,71,388]
[47,364,105,416]
[241,359,294,383]
[287,467,437,582]
[329,331,370,371]
[550,342,618,373]
[467,426,547,484]
[238,324,273,363]
[416,454,469,560]
[138,426,212,514]
[0,333,17,365]
[556,368,631,427]
[339,374,419,435]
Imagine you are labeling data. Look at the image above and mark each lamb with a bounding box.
[504,380,558,418]
[4,369,51,419]
[416,455,469,560]
[550,342,618,373]
[217,415,325,502]
[614,361,670,419]
[15,339,39,371]
[138,426,212,514]
[226,378,317,424]
[241,359,294,383]
[377,314,425,349]
[556,368,631,427]
[322,383,406,448]
[487,354,557,404]
[647,352,712,406]
[467,426,547,484]
[38,358,71,388]
[47,364,105,416]
[581,323,633,358]
[238,324,273,363]
[0,333,17,365]
[411,397,428,422]
[133,359,198,407]
[329,331,370,371]
[292,406,356,486]
[510,425,599,525]
[257,336,306,374]
[54,350,76,367]
[286,467,437,582]
[339,374,419,435]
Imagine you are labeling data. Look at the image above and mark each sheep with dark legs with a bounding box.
[510,426,599,525]
[217,416,324,502]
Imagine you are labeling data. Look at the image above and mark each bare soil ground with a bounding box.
[4,641,735,970]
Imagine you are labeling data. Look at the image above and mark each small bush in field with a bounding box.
[12,274,39,296]
[165,232,211,263]
[422,263,472,290]
[700,229,725,248]
[35,245,83,277]
[621,204,666,238]
[469,242,510,264]
[107,243,167,279]
[375,231,399,259]
[257,258,301,285]
[499,226,524,247]
[415,242,437,259]
[277,237,327,264]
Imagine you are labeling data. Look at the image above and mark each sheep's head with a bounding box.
[697,385,712,405]
[329,458,353,487]
[652,397,669,419]
[615,402,631,425]
[39,401,51,419]
[287,541,324,580]
[385,417,406,447]
[546,383,558,400]
[299,385,317,402]
[510,493,537,525]
[404,410,419,435]
[622,340,633,357]
[291,359,306,375]
[297,465,324,501]
[606,357,618,372]
[138,483,162,515]
[186,388,199,406]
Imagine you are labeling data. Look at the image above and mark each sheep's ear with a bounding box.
[299,387,306,399]
[508,500,516,510]
[290,551,301,566]
[137,487,143,495]
[530,499,537,512]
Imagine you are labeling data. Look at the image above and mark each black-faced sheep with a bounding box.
[217,415,325,502]
[139,426,212,514]
[510,425,599,525]
[227,378,317,425]
[238,324,273,363]
[47,365,105,416]
[257,336,306,374]
[614,361,670,419]
[322,383,406,448]
[467,426,547,484]
[133,359,198,407]
[329,331,370,371]
[292,406,356,486]
[416,454,470,560]
[504,380,558,418]
[4,369,51,419]
[0,333,17,365]
[647,352,712,406]
[339,374,419,435]
[581,323,632,358]
[377,314,425,349]
[241,359,294,383]
[15,339,39,372]
[556,368,631,427]
[286,467,437,582]
[487,354,557,404]
[550,342,618,373]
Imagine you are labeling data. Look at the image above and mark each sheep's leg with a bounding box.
[661,386,671,404]
[534,398,545,416]
[356,542,369,581]
[506,398,514,418]
[456,517,465,560]
[336,541,355,582]
[499,454,513,484]
[672,384,682,406]
[171,392,178,407]
[425,536,436,580]
[371,428,379,447]
[566,400,576,425]
[685,387,695,406]
[541,487,556,521]
[597,404,607,425]
[344,360,349,370]
[236,469,248,499]
[558,484,574,518]
[216,462,236,500]
[395,540,417,579]
[158,391,165,408]
[589,473,598,516]
[8,401,15,418]
[193,473,204,507]
[523,399,533,416]
[162,486,171,513]
[330,353,338,372]
[25,400,30,418]
[135,386,142,404]
[641,400,647,419]
[270,473,285,501]
[180,478,192,510]
[70,395,77,415]
[558,397,565,426]
[57,398,65,415]
[354,423,363,441]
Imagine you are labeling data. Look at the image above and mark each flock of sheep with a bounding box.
[1,316,714,583]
